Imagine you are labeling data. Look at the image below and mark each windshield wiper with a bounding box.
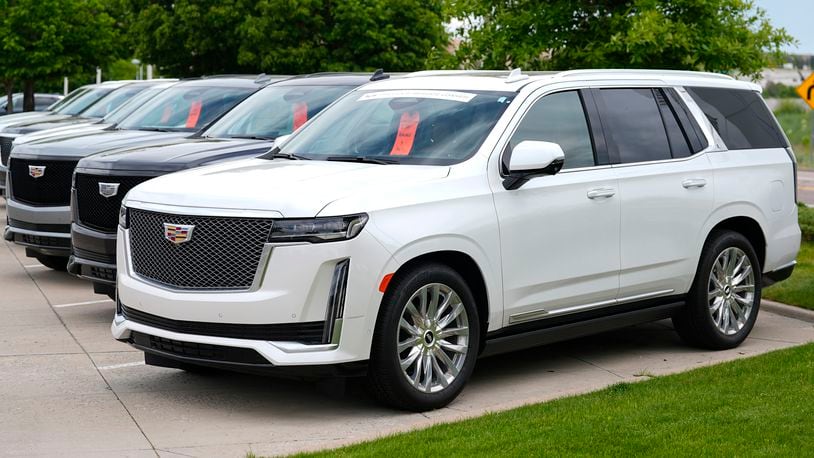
[326,156,396,165]
[229,135,276,141]
[268,151,310,160]
[139,127,173,132]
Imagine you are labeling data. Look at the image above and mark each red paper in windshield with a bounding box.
[293,102,308,131]
[389,111,420,156]
[159,106,173,123]
[185,100,202,128]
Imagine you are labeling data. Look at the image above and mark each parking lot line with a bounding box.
[53,299,114,308]
[23,264,48,268]
[98,361,144,370]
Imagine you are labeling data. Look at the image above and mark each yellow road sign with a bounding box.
[797,72,814,110]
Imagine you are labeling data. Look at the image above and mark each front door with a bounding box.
[492,89,621,325]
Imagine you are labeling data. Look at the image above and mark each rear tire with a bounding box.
[673,230,761,350]
[368,263,480,411]
[35,254,68,271]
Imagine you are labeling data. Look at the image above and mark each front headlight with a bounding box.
[118,205,129,229]
[268,214,368,243]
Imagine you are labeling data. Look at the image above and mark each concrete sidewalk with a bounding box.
[1,199,812,457]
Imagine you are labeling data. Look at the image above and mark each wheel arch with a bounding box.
[698,202,768,275]
[383,250,493,350]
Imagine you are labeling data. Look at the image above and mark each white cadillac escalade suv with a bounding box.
[113,70,800,411]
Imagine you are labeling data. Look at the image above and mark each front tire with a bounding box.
[368,263,480,411]
[673,230,761,350]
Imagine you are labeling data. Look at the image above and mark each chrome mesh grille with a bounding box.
[128,209,273,290]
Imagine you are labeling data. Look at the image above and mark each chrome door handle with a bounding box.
[587,188,616,199]
[682,178,707,189]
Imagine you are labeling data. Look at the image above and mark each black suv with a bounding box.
[69,73,373,297]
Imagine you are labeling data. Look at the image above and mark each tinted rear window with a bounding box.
[685,87,787,150]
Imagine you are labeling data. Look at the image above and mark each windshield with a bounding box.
[56,86,116,116]
[102,85,169,124]
[116,85,252,132]
[266,89,515,165]
[81,85,148,119]
[203,85,355,140]
[47,87,90,112]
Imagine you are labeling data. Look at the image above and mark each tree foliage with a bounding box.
[448,0,795,77]
[0,0,122,110]
[124,0,449,76]
[122,0,251,76]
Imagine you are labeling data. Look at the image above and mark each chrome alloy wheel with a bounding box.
[397,283,470,393]
[708,247,755,335]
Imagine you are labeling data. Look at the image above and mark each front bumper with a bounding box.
[113,221,395,368]
[5,198,72,256]
[69,222,117,286]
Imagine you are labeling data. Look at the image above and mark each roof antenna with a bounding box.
[506,68,528,83]
[370,69,390,81]
[255,73,270,84]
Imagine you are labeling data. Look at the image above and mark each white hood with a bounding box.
[126,158,451,217]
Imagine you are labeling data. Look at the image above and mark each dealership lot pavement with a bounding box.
[1,199,813,457]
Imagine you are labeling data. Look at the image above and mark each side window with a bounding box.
[508,91,595,170]
[599,88,672,163]
[685,87,788,150]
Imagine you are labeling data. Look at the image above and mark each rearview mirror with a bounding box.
[502,140,565,190]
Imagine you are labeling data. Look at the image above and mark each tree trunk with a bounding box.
[23,80,35,111]
[4,79,12,114]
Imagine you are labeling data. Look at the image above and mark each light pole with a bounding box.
[131,58,142,80]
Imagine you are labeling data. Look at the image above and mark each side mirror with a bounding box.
[503,140,565,190]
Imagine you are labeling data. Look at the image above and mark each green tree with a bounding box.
[125,0,449,76]
[449,0,794,77]
[238,0,449,73]
[0,0,122,111]
[124,0,252,76]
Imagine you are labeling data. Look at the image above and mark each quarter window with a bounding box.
[685,87,788,150]
[509,91,595,170]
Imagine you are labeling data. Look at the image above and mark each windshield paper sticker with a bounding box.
[359,90,477,103]
[390,111,420,156]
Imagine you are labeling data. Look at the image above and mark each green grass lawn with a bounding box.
[302,343,814,457]
[763,241,814,310]
[763,204,814,310]
[773,100,813,169]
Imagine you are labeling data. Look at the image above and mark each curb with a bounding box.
[761,299,814,324]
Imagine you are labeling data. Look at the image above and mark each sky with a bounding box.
[753,0,814,54]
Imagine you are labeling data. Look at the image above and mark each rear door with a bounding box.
[594,87,712,300]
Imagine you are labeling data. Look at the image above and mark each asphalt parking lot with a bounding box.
[2,199,813,457]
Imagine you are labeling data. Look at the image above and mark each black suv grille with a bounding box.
[122,305,326,344]
[76,174,152,233]
[9,158,77,206]
[0,136,12,166]
[128,208,273,290]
